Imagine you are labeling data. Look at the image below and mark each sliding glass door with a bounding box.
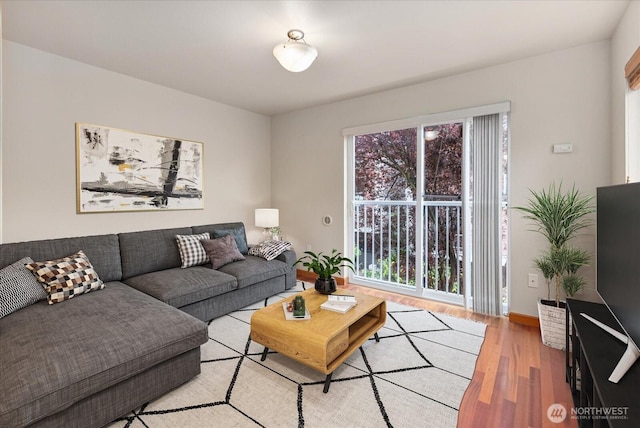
[353,127,418,291]
[421,122,465,305]
[346,103,510,313]
[350,122,466,304]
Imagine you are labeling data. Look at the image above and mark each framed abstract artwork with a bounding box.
[76,123,204,213]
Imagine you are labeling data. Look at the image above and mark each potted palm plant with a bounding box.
[515,182,594,350]
[295,249,355,294]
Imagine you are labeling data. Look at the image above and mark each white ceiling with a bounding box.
[1,0,631,116]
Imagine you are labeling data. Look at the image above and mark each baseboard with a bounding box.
[296,270,348,285]
[509,312,540,327]
[296,274,539,325]
[296,276,538,326]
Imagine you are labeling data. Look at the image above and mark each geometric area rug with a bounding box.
[107,281,486,428]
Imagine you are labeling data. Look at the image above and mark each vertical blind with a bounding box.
[471,113,503,316]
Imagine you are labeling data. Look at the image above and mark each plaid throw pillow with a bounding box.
[26,250,104,305]
[0,257,48,318]
[176,232,210,268]
[248,240,292,261]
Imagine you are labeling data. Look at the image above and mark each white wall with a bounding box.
[272,41,612,317]
[1,41,272,243]
[0,36,618,317]
[611,0,640,184]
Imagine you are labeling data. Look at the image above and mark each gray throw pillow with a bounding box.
[0,257,48,318]
[212,226,249,254]
[201,235,246,269]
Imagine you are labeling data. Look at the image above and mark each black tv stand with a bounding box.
[566,299,640,427]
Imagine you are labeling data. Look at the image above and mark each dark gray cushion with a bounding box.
[0,281,207,427]
[192,222,248,254]
[179,276,286,321]
[275,249,297,267]
[124,266,238,308]
[0,234,122,282]
[275,249,299,289]
[201,235,245,269]
[28,349,201,428]
[218,255,289,289]
[119,227,192,279]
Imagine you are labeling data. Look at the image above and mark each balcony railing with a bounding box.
[353,199,463,299]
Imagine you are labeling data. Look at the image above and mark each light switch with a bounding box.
[528,273,538,288]
[553,144,573,154]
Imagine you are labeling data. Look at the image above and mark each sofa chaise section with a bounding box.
[1,282,207,428]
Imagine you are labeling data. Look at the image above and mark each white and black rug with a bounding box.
[108,282,486,428]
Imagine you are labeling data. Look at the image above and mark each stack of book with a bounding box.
[320,295,357,313]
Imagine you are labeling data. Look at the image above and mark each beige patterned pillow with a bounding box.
[26,250,105,304]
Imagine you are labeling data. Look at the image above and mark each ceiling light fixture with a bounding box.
[273,29,318,73]
[424,129,439,141]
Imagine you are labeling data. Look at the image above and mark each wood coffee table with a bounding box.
[250,288,386,393]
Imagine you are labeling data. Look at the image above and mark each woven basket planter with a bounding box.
[537,299,567,351]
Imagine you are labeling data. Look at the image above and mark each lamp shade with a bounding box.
[424,129,439,141]
[273,30,318,72]
[255,208,279,228]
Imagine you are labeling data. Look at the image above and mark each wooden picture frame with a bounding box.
[76,123,204,213]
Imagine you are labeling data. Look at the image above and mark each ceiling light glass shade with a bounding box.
[424,129,439,141]
[273,30,318,72]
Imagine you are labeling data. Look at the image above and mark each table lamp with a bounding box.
[255,208,280,241]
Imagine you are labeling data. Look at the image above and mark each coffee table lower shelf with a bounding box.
[259,331,380,393]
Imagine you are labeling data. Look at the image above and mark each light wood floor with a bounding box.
[340,283,577,428]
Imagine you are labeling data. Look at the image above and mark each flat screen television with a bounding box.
[595,183,640,383]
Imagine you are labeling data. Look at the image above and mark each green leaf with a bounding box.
[293,248,355,279]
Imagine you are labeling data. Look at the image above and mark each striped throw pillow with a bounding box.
[0,257,48,318]
[249,240,292,261]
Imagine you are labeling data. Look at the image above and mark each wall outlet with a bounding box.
[306,244,312,251]
[528,273,539,288]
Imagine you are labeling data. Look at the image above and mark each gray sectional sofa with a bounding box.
[0,222,296,428]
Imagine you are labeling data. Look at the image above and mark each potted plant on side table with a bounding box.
[515,182,594,350]
[295,249,355,294]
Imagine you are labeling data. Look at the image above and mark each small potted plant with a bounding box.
[295,249,355,294]
[515,182,594,350]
